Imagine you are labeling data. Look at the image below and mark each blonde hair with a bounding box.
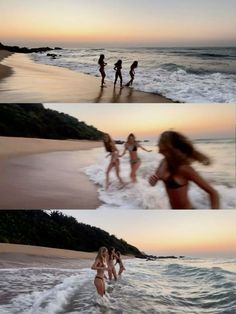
[159,131,211,172]
[96,246,107,263]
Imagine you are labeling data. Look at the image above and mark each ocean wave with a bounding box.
[30,47,236,102]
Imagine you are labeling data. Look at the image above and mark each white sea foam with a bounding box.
[31,47,236,102]
[83,141,236,209]
[1,258,236,314]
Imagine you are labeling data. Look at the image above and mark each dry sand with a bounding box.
[0,137,102,209]
[0,136,102,160]
[0,51,174,103]
[0,243,96,269]
[0,50,13,81]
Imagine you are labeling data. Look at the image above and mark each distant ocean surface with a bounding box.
[31,47,236,102]
[83,139,236,209]
[1,257,236,314]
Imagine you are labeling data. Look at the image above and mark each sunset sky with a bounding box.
[1,0,236,47]
[61,210,236,258]
[45,103,235,140]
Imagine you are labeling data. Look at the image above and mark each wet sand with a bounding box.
[0,137,102,209]
[0,243,96,269]
[0,52,174,103]
[0,50,13,81]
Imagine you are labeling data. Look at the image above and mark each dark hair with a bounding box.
[98,54,105,65]
[159,131,211,172]
[131,61,138,68]
[114,59,122,67]
[127,133,136,142]
[103,133,114,153]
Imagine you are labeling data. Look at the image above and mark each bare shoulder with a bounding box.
[178,164,198,178]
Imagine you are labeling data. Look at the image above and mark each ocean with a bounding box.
[31,47,236,103]
[1,257,235,314]
[83,139,236,209]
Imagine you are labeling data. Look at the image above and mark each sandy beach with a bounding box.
[0,50,13,82]
[0,137,102,209]
[0,51,173,103]
[0,243,96,269]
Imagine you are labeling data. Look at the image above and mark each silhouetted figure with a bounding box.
[98,54,107,87]
[114,59,123,88]
[126,61,138,87]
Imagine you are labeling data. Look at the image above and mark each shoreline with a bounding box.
[0,243,134,269]
[0,243,96,269]
[0,50,13,82]
[0,136,102,160]
[0,51,174,103]
[0,137,102,209]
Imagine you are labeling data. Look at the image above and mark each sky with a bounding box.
[60,210,236,258]
[1,0,236,47]
[45,103,235,140]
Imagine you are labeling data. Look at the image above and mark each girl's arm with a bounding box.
[149,160,164,186]
[180,165,220,209]
[138,143,152,152]
[119,144,127,157]
[91,259,107,270]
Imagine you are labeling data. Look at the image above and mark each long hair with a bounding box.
[127,133,136,143]
[103,133,114,152]
[96,246,107,264]
[131,61,138,68]
[159,131,211,172]
[98,54,104,65]
[114,59,122,68]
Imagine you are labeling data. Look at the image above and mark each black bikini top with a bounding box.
[164,176,187,189]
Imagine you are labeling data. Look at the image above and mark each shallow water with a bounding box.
[1,257,236,314]
[31,47,236,102]
[83,139,236,209]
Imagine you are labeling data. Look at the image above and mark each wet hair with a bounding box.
[114,59,122,67]
[98,54,105,65]
[131,61,138,68]
[159,131,211,172]
[103,133,114,153]
[96,246,107,263]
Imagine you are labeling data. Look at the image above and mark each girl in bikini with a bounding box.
[120,133,152,183]
[115,251,126,276]
[126,61,138,87]
[91,247,108,297]
[149,131,220,209]
[103,133,124,190]
[98,54,107,87]
[114,59,123,88]
[107,247,118,280]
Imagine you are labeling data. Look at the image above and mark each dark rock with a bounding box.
[0,42,62,54]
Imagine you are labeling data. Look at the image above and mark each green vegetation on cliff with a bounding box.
[0,104,104,140]
[0,210,143,256]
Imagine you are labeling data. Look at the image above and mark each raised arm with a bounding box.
[138,143,152,152]
[91,259,107,270]
[181,165,220,209]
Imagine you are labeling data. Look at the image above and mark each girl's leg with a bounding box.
[115,161,124,185]
[108,268,113,280]
[94,278,105,296]
[130,161,141,183]
[106,162,114,189]
[119,73,123,87]
[114,73,118,85]
[112,267,117,280]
